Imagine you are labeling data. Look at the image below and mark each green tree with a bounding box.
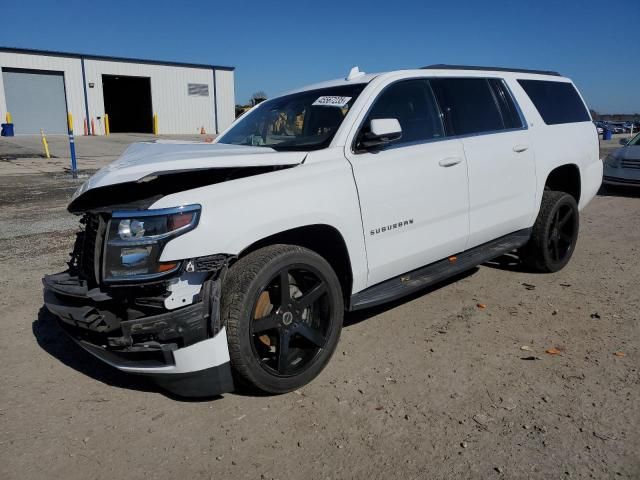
[251,91,267,106]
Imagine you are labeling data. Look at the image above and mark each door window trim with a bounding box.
[351,77,445,154]
[351,76,528,155]
[489,78,528,131]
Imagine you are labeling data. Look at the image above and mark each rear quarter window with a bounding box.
[517,80,590,125]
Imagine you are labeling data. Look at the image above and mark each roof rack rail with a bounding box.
[421,64,561,77]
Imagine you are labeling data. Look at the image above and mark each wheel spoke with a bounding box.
[296,323,326,347]
[252,314,281,333]
[279,269,290,307]
[553,209,560,229]
[552,237,560,260]
[277,330,291,374]
[295,282,327,310]
[559,231,573,243]
[558,209,573,228]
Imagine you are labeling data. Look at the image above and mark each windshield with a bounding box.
[627,132,640,146]
[218,85,365,151]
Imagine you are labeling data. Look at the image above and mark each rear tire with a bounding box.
[222,244,343,394]
[520,190,579,273]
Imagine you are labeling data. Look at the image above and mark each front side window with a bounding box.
[218,85,365,151]
[357,79,444,149]
[517,79,590,125]
[430,78,505,135]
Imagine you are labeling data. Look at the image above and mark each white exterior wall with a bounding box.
[214,69,236,132]
[84,59,219,135]
[0,50,235,135]
[0,51,85,133]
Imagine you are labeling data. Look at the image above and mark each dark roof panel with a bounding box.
[0,46,235,71]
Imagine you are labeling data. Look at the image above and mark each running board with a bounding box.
[349,228,532,311]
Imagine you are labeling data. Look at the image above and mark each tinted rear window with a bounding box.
[430,78,505,135]
[488,78,523,129]
[517,80,590,125]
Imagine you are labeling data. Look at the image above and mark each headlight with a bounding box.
[603,154,620,168]
[103,204,200,282]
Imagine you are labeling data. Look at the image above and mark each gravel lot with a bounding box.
[0,137,638,479]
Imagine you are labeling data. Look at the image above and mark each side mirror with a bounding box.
[620,138,629,146]
[360,118,402,149]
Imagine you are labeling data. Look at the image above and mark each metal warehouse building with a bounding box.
[0,47,235,136]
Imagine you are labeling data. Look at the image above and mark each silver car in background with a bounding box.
[603,133,640,186]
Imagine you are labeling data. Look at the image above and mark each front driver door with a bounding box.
[345,79,470,287]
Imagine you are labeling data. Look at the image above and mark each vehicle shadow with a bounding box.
[32,307,223,403]
[481,251,542,274]
[344,267,478,327]
[234,269,481,396]
[597,184,640,198]
[33,264,506,400]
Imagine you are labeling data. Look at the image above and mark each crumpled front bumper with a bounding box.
[42,271,234,397]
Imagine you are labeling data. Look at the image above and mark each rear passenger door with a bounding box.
[346,79,469,286]
[431,78,536,248]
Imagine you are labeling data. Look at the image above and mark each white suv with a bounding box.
[44,65,603,397]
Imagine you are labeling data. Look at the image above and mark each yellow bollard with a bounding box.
[153,114,158,135]
[40,129,51,159]
[67,113,73,132]
[5,112,12,124]
[104,114,110,136]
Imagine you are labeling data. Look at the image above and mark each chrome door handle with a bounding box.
[513,145,529,153]
[438,157,462,167]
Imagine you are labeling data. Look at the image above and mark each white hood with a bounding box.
[73,142,307,199]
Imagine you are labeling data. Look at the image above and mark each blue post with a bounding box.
[67,113,78,178]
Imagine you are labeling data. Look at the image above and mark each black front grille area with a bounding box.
[604,175,640,185]
[621,159,640,170]
[82,214,100,280]
[70,213,105,284]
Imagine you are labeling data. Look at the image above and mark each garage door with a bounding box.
[2,68,68,134]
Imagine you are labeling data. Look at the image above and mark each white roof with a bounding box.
[283,66,569,97]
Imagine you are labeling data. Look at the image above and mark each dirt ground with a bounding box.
[0,143,638,479]
[0,133,210,174]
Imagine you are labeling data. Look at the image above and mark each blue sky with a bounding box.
[2,0,638,113]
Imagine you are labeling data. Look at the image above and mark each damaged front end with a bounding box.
[43,141,306,396]
[43,207,236,397]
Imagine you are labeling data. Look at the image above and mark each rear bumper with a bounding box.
[43,271,234,397]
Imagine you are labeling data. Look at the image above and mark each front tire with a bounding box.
[520,190,579,273]
[222,245,344,394]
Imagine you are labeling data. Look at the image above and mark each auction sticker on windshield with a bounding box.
[312,96,352,107]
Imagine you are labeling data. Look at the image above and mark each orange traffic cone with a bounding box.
[83,118,88,136]
[200,126,206,134]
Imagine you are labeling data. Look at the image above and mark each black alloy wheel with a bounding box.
[250,264,332,377]
[223,245,343,394]
[520,190,580,273]
[546,203,577,263]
